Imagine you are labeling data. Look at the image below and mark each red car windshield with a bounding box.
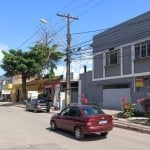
[81,106,104,116]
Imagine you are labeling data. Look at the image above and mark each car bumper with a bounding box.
[36,106,50,111]
[83,124,113,134]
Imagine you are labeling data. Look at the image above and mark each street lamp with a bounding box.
[39,18,49,45]
[40,18,48,24]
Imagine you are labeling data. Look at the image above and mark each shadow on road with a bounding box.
[0,101,25,108]
[46,127,107,141]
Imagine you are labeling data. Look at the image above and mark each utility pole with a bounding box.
[57,13,78,106]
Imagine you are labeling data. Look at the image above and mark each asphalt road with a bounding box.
[0,102,150,150]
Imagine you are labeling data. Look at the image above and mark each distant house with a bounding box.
[80,11,150,109]
[0,75,12,100]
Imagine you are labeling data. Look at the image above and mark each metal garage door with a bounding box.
[103,88,131,109]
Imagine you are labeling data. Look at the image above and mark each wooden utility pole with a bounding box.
[57,13,78,106]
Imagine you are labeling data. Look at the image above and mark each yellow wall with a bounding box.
[4,79,46,102]
[4,77,61,102]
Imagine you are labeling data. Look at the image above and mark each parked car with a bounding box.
[26,99,50,113]
[50,104,113,140]
[0,96,5,101]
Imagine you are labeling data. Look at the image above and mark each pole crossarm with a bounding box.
[57,13,79,20]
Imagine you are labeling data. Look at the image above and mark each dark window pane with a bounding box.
[61,108,70,116]
[147,41,150,56]
[110,52,117,64]
[106,53,109,65]
[135,44,140,59]
[81,106,104,116]
[141,42,146,57]
[69,108,78,116]
[106,50,119,65]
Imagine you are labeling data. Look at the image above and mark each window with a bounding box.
[135,40,150,59]
[61,107,80,117]
[135,44,140,58]
[69,108,80,117]
[106,50,119,65]
[147,41,150,56]
[103,83,130,89]
[61,108,70,116]
[81,106,104,116]
[141,42,146,57]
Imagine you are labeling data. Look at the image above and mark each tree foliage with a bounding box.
[29,44,64,76]
[1,44,64,100]
[1,49,42,77]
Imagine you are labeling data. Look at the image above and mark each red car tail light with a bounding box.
[86,118,93,127]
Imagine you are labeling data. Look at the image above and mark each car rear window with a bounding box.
[81,106,104,116]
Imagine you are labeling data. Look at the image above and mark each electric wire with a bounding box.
[16,2,150,63]
[76,0,107,18]
[16,0,76,50]
[19,0,105,51]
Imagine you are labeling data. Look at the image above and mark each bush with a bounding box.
[121,96,136,118]
[137,97,150,117]
[134,111,145,117]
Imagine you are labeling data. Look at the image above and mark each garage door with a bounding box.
[103,88,131,109]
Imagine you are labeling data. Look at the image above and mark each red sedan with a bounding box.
[50,104,113,140]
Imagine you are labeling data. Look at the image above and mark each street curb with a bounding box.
[114,121,150,134]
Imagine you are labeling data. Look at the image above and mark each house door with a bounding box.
[103,88,131,109]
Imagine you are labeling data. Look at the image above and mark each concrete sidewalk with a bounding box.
[103,109,150,134]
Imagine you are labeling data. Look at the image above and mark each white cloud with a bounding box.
[0,44,9,75]
[54,58,92,80]
[71,58,92,79]
[54,65,66,77]
[0,44,9,61]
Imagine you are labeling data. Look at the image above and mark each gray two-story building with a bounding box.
[80,11,150,109]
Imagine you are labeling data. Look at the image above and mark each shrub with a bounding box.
[121,96,136,118]
[137,97,150,117]
[134,111,145,117]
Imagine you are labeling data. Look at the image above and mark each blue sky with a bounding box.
[0,0,150,78]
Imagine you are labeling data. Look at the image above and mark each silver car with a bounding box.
[26,99,50,113]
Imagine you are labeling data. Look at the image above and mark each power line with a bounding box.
[40,0,106,51]
[93,18,150,41]
[15,1,76,50]
[70,17,150,52]
[76,0,107,18]
[71,28,107,35]
[16,1,106,50]
[16,28,41,49]
[67,0,97,14]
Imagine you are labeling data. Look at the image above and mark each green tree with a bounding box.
[1,44,64,100]
[29,44,64,78]
[1,49,42,100]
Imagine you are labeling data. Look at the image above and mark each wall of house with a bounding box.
[122,45,132,75]
[93,45,133,80]
[93,11,150,53]
[93,54,103,79]
[80,11,150,109]
[80,71,103,106]
[134,58,150,73]
[105,64,120,77]
[80,69,150,108]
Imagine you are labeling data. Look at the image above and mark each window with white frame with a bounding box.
[106,50,119,65]
[135,40,150,59]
